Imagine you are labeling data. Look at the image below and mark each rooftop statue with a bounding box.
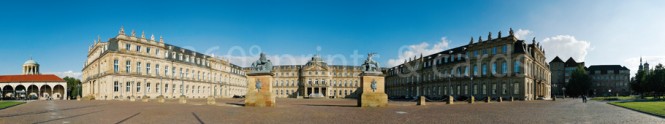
[250,53,273,73]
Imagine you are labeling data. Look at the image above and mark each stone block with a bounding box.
[179,95,187,104]
[417,96,426,106]
[485,96,491,103]
[142,95,149,102]
[156,95,165,103]
[469,96,475,104]
[498,97,503,102]
[130,96,136,102]
[207,96,216,105]
[357,74,388,107]
[245,74,276,107]
[447,96,454,105]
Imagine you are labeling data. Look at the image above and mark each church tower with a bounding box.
[23,58,40,75]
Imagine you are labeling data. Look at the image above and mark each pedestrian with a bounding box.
[582,95,587,103]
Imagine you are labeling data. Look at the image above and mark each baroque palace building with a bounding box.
[81,27,247,100]
[385,29,551,101]
[244,54,363,98]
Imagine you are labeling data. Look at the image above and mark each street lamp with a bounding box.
[608,89,612,97]
[562,87,566,99]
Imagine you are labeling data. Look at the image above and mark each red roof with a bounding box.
[0,74,65,83]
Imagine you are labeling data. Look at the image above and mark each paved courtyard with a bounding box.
[0,98,663,124]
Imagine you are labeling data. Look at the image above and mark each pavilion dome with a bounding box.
[24,59,38,65]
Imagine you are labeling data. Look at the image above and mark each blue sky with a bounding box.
[1,0,664,78]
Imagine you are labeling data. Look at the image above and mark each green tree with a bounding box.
[63,76,81,99]
[565,65,591,97]
[630,69,647,97]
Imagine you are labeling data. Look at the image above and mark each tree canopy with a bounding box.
[631,63,665,98]
[565,65,592,97]
[63,76,81,99]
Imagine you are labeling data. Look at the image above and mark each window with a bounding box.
[136,45,141,52]
[492,47,497,55]
[113,81,119,92]
[146,47,151,54]
[156,49,160,56]
[125,43,131,51]
[501,62,507,74]
[474,65,478,76]
[492,62,497,75]
[474,51,479,57]
[482,84,487,95]
[147,83,151,93]
[456,85,460,95]
[137,82,141,92]
[146,63,151,75]
[136,62,142,74]
[492,84,497,94]
[165,84,169,93]
[126,82,131,92]
[514,83,519,94]
[502,83,507,94]
[113,59,119,73]
[156,83,160,93]
[502,45,508,54]
[473,84,477,95]
[514,60,520,74]
[125,61,131,73]
[482,64,487,76]
[155,64,160,76]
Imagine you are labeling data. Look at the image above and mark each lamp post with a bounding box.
[608,89,612,97]
[562,87,566,99]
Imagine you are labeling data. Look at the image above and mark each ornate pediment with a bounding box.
[303,64,329,71]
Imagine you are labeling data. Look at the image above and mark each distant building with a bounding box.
[638,57,650,73]
[243,55,364,99]
[385,29,551,101]
[588,65,630,96]
[549,56,585,97]
[0,59,67,100]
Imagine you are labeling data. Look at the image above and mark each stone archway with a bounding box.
[15,85,26,99]
[40,85,52,99]
[54,85,65,100]
[2,85,13,99]
[28,85,39,99]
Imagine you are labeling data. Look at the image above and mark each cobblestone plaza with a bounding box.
[0,99,662,123]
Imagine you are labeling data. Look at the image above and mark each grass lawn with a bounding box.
[0,101,25,109]
[591,96,635,101]
[610,101,665,117]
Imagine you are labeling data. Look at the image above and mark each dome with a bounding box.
[24,59,38,65]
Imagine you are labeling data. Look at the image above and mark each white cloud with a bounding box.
[541,35,592,62]
[48,70,82,79]
[387,37,450,67]
[514,29,532,39]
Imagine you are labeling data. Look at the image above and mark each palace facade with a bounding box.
[81,27,247,100]
[385,29,552,101]
[245,55,363,98]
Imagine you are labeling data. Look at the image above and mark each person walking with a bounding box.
[582,95,587,103]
